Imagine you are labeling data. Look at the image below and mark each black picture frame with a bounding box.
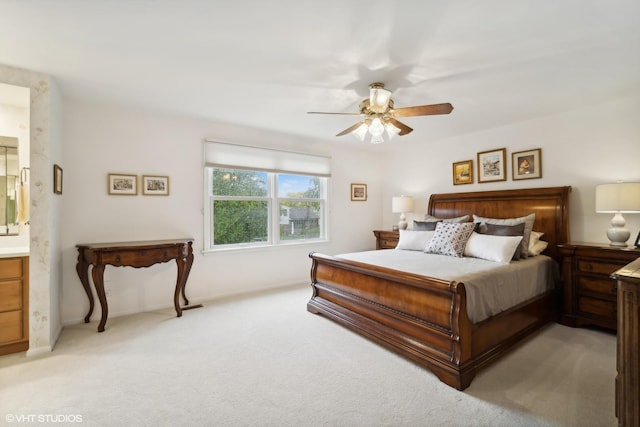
[635,230,640,248]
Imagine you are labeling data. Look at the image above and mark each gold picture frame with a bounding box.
[452,160,473,185]
[108,173,137,195]
[512,148,542,180]
[350,183,367,201]
[477,148,507,183]
[53,164,63,194]
[142,175,170,196]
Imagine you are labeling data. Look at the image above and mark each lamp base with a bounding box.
[606,213,630,247]
[398,220,408,230]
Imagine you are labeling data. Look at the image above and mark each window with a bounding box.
[204,141,330,250]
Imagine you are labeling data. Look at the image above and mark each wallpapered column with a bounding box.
[0,63,61,354]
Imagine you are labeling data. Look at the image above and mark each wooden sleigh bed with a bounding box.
[307,186,571,390]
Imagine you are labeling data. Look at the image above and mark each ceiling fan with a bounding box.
[308,82,453,144]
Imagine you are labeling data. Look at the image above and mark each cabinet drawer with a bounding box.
[0,310,24,342]
[578,296,616,320]
[577,276,616,297]
[379,239,398,249]
[577,259,625,276]
[0,258,23,280]
[0,279,22,312]
[101,247,180,267]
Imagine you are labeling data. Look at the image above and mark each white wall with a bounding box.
[382,94,640,244]
[61,99,383,324]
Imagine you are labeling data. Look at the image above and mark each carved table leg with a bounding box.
[76,249,94,323]
[174,243,194,316]
[91,264,108,332]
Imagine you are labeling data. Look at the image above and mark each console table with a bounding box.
[76,238,194,332]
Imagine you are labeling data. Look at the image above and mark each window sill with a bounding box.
[201,239,330,255]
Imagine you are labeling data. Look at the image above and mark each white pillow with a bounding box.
[464,232,524,263]
[529,231,544,250]
[395,230,435,251]
[528,240,548,256]
[473,213,535,258]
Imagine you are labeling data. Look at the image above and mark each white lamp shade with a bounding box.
[392,196,414,213]
[596,182,640,213]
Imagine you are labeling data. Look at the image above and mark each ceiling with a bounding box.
[1,1,638,150]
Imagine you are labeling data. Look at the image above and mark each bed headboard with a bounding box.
[428,186,571,262]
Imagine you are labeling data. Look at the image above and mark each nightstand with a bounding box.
[558,242,640,331]
[373,230,399,250]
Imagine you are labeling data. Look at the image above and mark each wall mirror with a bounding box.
[0,136,20,235]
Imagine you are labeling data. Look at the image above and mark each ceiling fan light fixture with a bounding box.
[353,123,368,141]
[369,83,391,113]
[368,117,385,137]
[370,134,384,144]
[384,121,401,140]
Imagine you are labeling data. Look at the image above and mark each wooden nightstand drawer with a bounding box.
[578,296,616,320]
[577,276,617,297]
[577,259,625,275]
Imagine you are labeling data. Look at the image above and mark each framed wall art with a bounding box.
[108,173,137,195]
[512,148,542,180]
[351,183,367,201]
[477,148,506,183]
[452,160,473,185]
[142,175,170,196]
[53,164,63,195]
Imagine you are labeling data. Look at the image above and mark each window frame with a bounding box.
[204,167,329,252]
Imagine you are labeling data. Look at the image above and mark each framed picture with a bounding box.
[512,148,542,180]
[477,148,507,183]
[351,183,367,201]
[53,164,63,195]
[108,173,137,195]
[142,175,170,196]
[452,160,473,185]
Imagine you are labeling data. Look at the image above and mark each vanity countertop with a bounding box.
[0,247,29,258]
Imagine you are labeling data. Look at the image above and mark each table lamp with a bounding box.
[595,182,640,247]
[392,196,414,230]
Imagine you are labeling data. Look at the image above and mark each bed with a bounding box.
[307,186,571,390]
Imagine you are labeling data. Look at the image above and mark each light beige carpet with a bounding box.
[0,285,617,426]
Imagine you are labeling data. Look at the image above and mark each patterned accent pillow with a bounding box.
[425,222,475,257]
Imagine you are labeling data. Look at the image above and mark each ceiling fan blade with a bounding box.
[336,120,366,137]
[307,111,364,116]
[386,118,413,136]
[390,103,454,117]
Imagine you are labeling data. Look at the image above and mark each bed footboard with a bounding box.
[307,252,555,390]
[308,252,476,389]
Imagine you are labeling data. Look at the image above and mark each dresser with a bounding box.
[611,258,640,427]
[373,230,399,250]
[0,256,29,355]
[558,243,640,331]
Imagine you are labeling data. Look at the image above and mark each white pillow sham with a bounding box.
[395,230,435,251]
[463,232,524,263]
[529,231,544,250]
[473,213,535,258]
[529,240,548,256]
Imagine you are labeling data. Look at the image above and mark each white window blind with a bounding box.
[204,140,331,177]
